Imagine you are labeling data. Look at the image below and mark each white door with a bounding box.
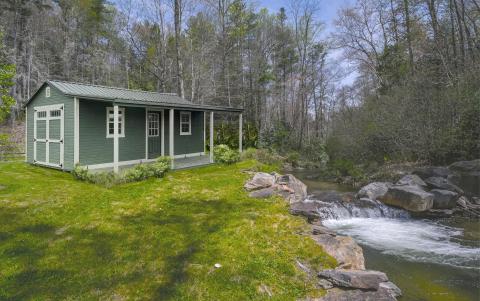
[34,104,64,168]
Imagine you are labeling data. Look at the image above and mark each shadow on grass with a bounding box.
[0,206,141,300]
[120,197,242,300]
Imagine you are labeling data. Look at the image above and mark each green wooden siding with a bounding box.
[26,84,74,170]
[163,110,204,156]
[79,101,146,166]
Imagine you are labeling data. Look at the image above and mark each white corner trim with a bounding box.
[113,105,119,173]
[74,97,79,165]
[161,110,165,156]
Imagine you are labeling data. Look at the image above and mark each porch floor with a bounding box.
[173,155,212,169]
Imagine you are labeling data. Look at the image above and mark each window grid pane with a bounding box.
[148,113,159,137]
[180,112,191,135]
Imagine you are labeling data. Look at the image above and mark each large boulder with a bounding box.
[244,172,275,191]
[357,182,391,200]
[424,177,464,194]
[312,234,365,270]
[396,174,427,188]
[431,189,459,209]
[379,185,434,212]
[275,174,308,203]
[318,269,388,290]
[412,166,452,179]
[248,187,275,199]
[318,287,397,301]
[290,201,323,221]
[448,159,480,197]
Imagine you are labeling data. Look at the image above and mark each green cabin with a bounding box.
[24,81,243,172]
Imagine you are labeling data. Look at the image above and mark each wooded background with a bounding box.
[0,0,478,165]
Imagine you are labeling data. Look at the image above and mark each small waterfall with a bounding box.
[305,192,480,269]
[304,196,410,220]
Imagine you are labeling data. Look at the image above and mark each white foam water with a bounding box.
[323,217,480,269]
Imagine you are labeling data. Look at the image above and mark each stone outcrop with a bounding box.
[356,182,390,200]
[379,185,434,212]
[317,270,401,301]
[312,233,365,270]
[318,269,388,290]
[424,177,464,194]
[431,189,459,209]
[245,172,307,203]
[396,174,427,188]
[412,166,452,179]
[448,159,480,197]
[244,172,276,191]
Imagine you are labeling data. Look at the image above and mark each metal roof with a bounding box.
[25,80,243,112]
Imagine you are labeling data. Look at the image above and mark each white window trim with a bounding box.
[45,87,51,98]
[106,107,125,138]
[179,111,191,135]
[148,112,160,137]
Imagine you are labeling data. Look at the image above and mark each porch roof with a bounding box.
[26,80,243,113]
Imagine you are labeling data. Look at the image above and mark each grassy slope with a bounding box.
[0,160,335,300]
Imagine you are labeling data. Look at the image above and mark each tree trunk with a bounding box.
[174,0,185,98]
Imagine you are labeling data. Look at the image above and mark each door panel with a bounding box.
[36,120,46,139]
[49,143,61,165]
[148,112,162,159]
[34,105,63,168]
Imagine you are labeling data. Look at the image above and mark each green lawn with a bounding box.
[0,160,335,300]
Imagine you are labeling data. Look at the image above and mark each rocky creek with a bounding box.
[244,159,480,300]
[290,166,480,301]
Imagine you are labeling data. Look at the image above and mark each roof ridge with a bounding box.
[48,80,178,96]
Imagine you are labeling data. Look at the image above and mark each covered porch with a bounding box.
[105,104,243,172]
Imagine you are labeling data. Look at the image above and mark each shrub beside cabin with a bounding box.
[24,81,243,172]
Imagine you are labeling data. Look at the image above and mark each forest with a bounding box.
[0,0,479,167]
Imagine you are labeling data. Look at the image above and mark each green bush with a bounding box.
[286,151,300,167]
[240,147,284,167]
[213,144,240,164]
[72,165,118,187]
[72,156,170,186]
[329,159,364,180]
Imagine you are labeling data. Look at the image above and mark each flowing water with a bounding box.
[290,169,480,301]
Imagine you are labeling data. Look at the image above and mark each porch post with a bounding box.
[161,110,165,156]
[113,104,119,173]
[239,113,243,153]
[145,108,148,160]
[169,108,174,169]
[209,111,214,163]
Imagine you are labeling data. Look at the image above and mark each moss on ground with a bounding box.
[0,160,335,300]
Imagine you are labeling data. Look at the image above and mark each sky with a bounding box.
[254,0,353,35]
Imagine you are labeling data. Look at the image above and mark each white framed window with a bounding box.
[148,112,159,137]
[106,107,125,138]
[46,87,51,98]
[179,111,191,135]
